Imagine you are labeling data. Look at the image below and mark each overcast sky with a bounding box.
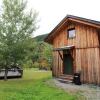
[26,0,100,37]
[1,0,100,37]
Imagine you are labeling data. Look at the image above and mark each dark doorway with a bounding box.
[63,53,73,75]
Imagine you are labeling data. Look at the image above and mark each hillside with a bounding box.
[32,34,52,70]
[34,34,48,41]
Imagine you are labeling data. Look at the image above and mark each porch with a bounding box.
[53,45,80,84]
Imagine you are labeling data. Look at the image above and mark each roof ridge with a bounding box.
[66,15,100,25]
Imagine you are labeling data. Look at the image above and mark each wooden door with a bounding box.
[63,53,73,75]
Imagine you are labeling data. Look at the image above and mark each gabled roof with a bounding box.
[67,15,100,25]
[44,15,100,44]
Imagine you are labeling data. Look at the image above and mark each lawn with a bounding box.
[0,69,78,100]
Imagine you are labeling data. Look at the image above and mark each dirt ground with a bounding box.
[46,78,100,100]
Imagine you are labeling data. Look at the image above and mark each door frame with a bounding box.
[63,49,74,75]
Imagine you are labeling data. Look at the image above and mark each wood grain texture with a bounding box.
[52,22,100,85]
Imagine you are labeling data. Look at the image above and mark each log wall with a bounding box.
[52,22,100,85]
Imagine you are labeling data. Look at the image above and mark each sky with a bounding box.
[1,0,100,37]
[26,0,100,37]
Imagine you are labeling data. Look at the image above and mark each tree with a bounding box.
[43,43,53,69]
[32,40,53,70]
[0,0,38,80]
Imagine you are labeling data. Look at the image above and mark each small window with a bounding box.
[68,29,75,38]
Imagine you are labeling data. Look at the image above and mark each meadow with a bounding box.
[0,69,77,100]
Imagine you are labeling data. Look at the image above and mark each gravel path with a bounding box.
[47,78,100,100]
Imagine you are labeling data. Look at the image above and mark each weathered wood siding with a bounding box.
[67,24,99,48]
[53,29,65,76]
[52,22,100,84]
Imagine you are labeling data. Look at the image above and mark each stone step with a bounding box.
[57,78,73,83]
[59,75,73,80]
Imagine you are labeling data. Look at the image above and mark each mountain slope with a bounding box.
[34,34,48,41]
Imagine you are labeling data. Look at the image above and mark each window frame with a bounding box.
[67,28,76,39]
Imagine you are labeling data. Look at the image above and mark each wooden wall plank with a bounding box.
[52,22,100,85]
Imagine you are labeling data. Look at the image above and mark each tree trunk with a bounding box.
[4,68,8,81]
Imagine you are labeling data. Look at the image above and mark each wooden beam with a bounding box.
[75,46,100,49]
[69,18,100,29]
[58,51,63,61]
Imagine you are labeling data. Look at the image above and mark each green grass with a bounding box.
[0,69,77,100]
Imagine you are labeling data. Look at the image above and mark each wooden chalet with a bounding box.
[45,15,100,85]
